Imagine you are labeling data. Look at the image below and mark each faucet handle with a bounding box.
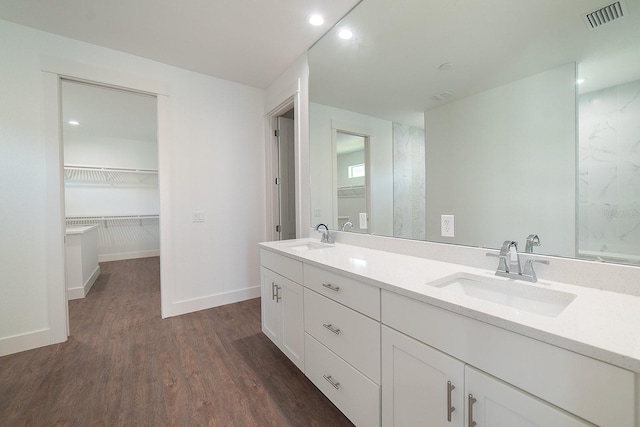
[486,250,510,273]
[522,258,550,283]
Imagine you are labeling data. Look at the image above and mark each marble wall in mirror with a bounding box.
[309,0,640,265]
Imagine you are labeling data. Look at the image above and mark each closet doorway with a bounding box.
[60,80,160,324]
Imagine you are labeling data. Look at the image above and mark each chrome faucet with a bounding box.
[487,239,549,283]
[499,240,522,275]
[525,234,541,253]
[315,223,334,243]
[341,221,353,232]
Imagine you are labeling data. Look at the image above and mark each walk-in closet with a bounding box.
[61,80,159,300]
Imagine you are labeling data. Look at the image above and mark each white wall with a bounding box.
[310,102,393,236]
[425,63,576,257]
[0,19,266,356]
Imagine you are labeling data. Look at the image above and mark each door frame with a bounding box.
[331,125,373,233]
[42,58,173,346]
[265,98,294,241]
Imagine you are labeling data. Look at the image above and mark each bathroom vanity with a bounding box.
[259,238,640,427]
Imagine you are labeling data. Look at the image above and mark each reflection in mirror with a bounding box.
[336,132,368,233]
[309,0,640,265]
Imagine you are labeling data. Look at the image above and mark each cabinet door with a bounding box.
[261,267,280,344]
[465,366,591,427]
[279,276,304,370]
[382,326,464,427]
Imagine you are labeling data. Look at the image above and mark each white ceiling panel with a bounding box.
[0,0,361,88]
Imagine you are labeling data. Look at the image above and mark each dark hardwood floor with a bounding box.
[0,257,353,426]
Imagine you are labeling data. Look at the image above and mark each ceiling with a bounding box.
[309,0,640,127]
[0,0,360,89]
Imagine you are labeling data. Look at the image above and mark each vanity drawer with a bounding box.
[304,263,380,320]
[381,290,636,427]
[260,249,303,284]
[304,288,380,383]
[305,333,380,427]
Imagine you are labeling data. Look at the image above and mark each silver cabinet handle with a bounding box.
[323,374,341,390]
[276,285,282,302]
[447,381,456,422]
[322,323,341,335]
[322,283,340,292]
[271,282,276,300]
[468,394,477,427]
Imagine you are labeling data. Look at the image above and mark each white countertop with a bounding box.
[260,238,640,373]
[65,225,98,235]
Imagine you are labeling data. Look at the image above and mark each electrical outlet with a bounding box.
[441,214,455,237]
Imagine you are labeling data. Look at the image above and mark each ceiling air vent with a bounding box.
[432,91,455,101]
[582,1,627,29]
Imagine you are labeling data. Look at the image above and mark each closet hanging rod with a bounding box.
[66,215,159,228]
[66,215,159,221]
[63,164,158,174]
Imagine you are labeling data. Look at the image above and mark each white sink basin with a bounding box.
[287,241,334,251]
[428,272,576,317]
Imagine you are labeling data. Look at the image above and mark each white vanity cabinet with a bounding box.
[260,242,638,427]
[464,365,590,427]
[260,250,304,370]
[303,264,381,427]
[382,326,465,427]
[382,326,590,426]
[382,290,636,427]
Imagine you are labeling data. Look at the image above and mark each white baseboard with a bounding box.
[67,265,101,300]
[98,250,160,263]
[168,285,261,318]
[0,328,58,357]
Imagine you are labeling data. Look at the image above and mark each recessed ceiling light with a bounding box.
[68,120,80,126]
[576,78,586,84]
[309,14,324,26]
[338,29,353,40]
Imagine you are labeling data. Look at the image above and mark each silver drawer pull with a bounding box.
[323,374,341,390]
[447,381,456,422]
[323,323,341,335]
[468,394,477,427]
[322,283,341,292]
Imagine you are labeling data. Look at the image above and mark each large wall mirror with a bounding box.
[309,0,640,265]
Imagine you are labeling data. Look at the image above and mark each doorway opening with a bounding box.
[60,79,160,331]
[268,100,297,241]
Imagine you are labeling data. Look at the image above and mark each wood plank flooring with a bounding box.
[0,257,354,426]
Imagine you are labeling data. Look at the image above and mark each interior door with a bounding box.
[276,116,296,240]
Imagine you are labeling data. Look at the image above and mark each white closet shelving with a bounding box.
[64,164,158,184]
[66,214,159,228]
[337,185,365,198]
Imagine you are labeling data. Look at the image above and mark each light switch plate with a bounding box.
[192,211,205,222]
[359,212,368,229]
